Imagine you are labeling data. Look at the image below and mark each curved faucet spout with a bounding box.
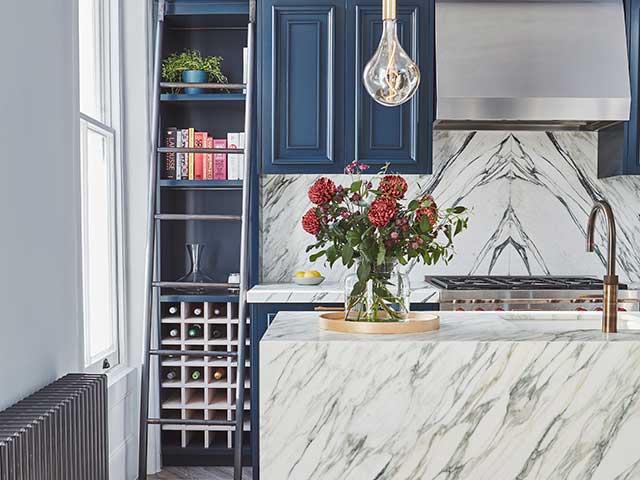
[586,200,617,278]
[585,199,618,333]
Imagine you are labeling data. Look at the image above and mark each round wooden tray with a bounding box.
[318,312,440,334]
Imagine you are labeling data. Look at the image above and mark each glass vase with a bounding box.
[344,261,410,322]
[177,243,215,293]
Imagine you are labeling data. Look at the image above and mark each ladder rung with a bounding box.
[150,349,238,358]
[160,82,245,90]
[147,418,235,427]
[153,281,235,289]
[155,214,241,221]
[158,147,245,154]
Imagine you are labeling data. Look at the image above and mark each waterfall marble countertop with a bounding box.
[260,311,640,479]
[246,281,439,304]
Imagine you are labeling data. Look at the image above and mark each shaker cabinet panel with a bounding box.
[259,0,434,174]
[260,1,345,173]
[347,2,432,173]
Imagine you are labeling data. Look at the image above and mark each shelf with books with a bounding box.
[159,179,243,189]
[160,93,246,102]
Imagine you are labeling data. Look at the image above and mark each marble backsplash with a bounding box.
[259,131,640,284]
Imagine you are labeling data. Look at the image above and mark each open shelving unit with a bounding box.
[156,0,253,468]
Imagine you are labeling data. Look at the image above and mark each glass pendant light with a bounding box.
[363,0,420,107]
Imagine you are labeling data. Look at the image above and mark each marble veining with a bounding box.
[260,131,640,284]
[260,312,640,479]
[246,282,439,304]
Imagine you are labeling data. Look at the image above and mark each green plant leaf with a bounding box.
[351,180,362,193]
[452,206,466,214]
[376,244,386,265]
[342,243,354,265]
[455,219,463,235]
[357,260,371,283]
[309,250,325,262]
[419,216,431,232]
[408,200,419,211]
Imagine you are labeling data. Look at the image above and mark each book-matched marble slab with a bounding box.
[260,131,640,285]
[261,311,640,479]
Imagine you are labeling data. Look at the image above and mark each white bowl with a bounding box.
[292,276,325,286]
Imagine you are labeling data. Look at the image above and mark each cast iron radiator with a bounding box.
[0,373,109,480]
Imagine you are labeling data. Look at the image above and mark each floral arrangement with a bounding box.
[302,162,469,321]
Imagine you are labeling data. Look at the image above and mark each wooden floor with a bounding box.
[148,466,252,480]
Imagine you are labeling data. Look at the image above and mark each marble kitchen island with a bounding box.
[260,311,640,480]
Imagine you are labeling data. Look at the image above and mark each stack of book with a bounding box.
[163,127,245,180]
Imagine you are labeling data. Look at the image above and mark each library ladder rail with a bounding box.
[137,1,256,479]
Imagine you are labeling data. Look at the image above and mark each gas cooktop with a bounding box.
[424,276,628,291]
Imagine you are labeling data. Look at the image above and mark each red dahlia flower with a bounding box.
[308,177,337,205]
[416,205,438,226]
[379,175,408,199]
[302,208,321,235]
[368,197,398,227]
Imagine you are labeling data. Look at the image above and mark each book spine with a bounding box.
[206,136,214,180]
[175,130,182,180]
[213,139,227,180]
[227,132,240,180]
[164,127,177,179]
[188,128,195,180]
[238,132,246,180]
[194,132,206,180]
[180,129,189,179]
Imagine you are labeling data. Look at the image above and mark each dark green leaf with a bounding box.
[452,206,466,214]
[357,260,371,283]
[351,180,362,193]
[309,250,325,262]
[342,243,354,265]
[408,200,419,211]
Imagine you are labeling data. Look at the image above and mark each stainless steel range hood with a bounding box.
[434,0,631,131]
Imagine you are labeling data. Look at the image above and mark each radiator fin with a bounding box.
[0,373,108,480]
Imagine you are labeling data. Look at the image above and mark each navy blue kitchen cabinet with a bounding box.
[259,0,346,174]
[345,0,433,173]
[599,0,640,176]
[259,0,434,174]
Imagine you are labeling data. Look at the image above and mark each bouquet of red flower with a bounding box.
[302,162,468,321]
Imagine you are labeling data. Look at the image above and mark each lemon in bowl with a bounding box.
[292,270,325,285]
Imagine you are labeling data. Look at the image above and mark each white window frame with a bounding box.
[78,0,126,373]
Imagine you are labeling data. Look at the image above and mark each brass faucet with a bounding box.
[586,200,618,333]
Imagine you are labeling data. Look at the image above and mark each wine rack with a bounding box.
[159,301,251,450]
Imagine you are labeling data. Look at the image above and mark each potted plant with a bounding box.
[302,162,469,322]
[161,49,227,94]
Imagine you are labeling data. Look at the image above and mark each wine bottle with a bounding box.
[191,370,202,381]
[210,328,224,339]
[187,324,202,338]
[168,306,178,315]
[165,369,178,381]
[193,307,203,316]
[212,368,226,381]
[168,328,179,337]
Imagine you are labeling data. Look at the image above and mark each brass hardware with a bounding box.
[382,0,396,20]
[586,200,618,333]
[314,306,345,312]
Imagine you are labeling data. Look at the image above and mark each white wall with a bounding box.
[0,0,82,410]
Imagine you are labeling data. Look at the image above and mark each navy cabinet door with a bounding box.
[346,0,433,174]
[599,0,640,177]
[260,0,345,173]
[625,0,640,173]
